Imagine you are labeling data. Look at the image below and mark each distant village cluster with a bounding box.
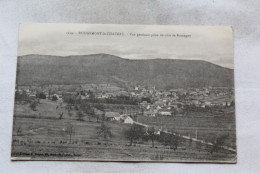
[15,83,235,123]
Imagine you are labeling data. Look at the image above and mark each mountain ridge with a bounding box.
[16,54,234,89]
[19,53,232,70]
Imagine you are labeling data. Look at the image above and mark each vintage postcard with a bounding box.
[11,23,236,163]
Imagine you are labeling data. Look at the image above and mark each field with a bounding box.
[11,99,236,162]
[138,110,236,149]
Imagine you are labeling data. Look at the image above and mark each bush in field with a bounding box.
[66,98,75,105]
[169,135,183,151]
[96,122,112,140]
[36,92,46,99]
[230,100,235,107]
[65,123,73,144]
[87,109,95,122]
[15,91,29,104]
[196,141,202,152]
[154,152,164,160]
[209,134,229,155]
[94,103,105,111]
[159,132,183,151]
[59,112,64,120]
[80,103,105,122]
[29,101,38,111]
[77,111,84,121]
[15,91,22,103]
[147,127,156,148]
[124,124,145,146]
[52,95,58,101]
[67,110,73,120]
[90,109,103,123]
[74,105,79,110]
[15,126,22,136]
[65,104,72,111]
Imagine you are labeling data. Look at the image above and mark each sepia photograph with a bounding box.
[11,23,236,163]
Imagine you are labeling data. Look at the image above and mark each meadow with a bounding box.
[11,99,236,162]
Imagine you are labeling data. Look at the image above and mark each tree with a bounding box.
[59,112,63,120]
[74,104,79,110]
[67,98,75,105]
[230,100,235,107]
[80,102,100,122]
[169,135,182,151]
[141,97,151,103]
[97,111,105,123]
[162,134,182,151]
[15,90,29,104]
[36,92,46,99]
[15,125,22,136]
[65,104,72,111]
[84,108,96,122]
[88,90,95,100]
[77,111,84,121]
[15,91,22,104]
[68,109,73,120]
[29,101,38,111]
[209,134,229,155]
[140,108,145,116]
[65,123,73,144]
[147,127,156,148]
[88,111,92,122]
[96,122,112,140]
[158,131,167,144]
[124,124,145,146]
[196,141,202,152]
[94,103,105,111]
[52,95,58,101]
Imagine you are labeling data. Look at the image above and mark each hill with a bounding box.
[16,54,234,89]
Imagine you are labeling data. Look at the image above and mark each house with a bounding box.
[105,112,121,121]
[96,93,104,99]
[222,102,226,106]
[163,91,171,97]
[143,111,156,117]
[226,101,232,106]
[140,101,148,107]
[94,108,104,116]
[154,105,160,109]
[155,129,161,135]
[124,116,134,124]
[118,91,130,96]
[130,92,136,96]
[154,100,164,107]
[120,114,128,120]
[160,111,172,116]
[29,94,36,99]
[204,101,211,106]
[191,100,201,105]
[80,95,89,100]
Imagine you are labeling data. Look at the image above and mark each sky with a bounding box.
[18,23,234,69]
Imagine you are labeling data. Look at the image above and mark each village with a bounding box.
[13,83,235,139]
[13,82,236,161]
[15,83,235,119]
